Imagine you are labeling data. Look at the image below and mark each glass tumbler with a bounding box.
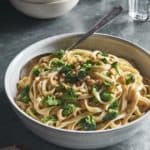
[128,0,149,21]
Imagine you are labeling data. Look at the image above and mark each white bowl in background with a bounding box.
[19,0,68,4]
[10,0,79,19]
[5,33,150,149]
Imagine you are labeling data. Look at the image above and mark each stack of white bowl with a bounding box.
[10,0,79,19]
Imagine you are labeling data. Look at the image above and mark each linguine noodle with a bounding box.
[16,49,150,131]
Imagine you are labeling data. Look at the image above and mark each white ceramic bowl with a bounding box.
[10,0,79,19]
[20,0,64,3]
[5,33,150,149]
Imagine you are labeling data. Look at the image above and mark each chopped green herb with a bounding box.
[44,68,50,72]
[101,58,108,64]
[78,61,92,79]
[49,115,58,121]
[42,96,61,106]
[32,67,40,76]
[62,88,76,104]
[53,49,65,59]
[18,86,30,103]
[64,61,92,83]
[50,60,65,71]
[106,72,111,77]
[60,64,73,74]
[51,60,64,67]
[92,84,100,90]
[98,50,108,57]
[80,115,96,130]
[62,104,76,116]
[111,62,120,74]
[103,109,118,121]
[65,72,78,83]
[103,80,113,88]
[83,61,92,71]
[41,116,51,123]
[126,74,135,85]
[55,84,66,92]
[95,62,102,66]
[100,91,113,102]
[108,100,119,110]
[41,115,57,123]
[146,95,150,99]
[78,69,87,79]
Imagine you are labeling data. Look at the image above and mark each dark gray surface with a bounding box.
[0,0,150,150]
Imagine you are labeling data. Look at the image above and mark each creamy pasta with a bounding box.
[16,49,150,131]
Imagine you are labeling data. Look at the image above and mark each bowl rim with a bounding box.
[16,0,78,5]
[4,32,150,134]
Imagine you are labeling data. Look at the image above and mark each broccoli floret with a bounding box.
[80,115,96,130]
[103,109,118,121]
[17,86,30,103]
[111,62,120,74]
[62,104,76,116]
[42,96,61,106]
[100,91,114,102]
[126,74,135,85]
[98,50,108,57]
[41,115,58,123]
[32,67,40,76]
[53,49,65,59]
[108,100,119,110]
[61,88,76,104]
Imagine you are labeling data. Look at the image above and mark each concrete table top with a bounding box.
[0,0,150,149]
